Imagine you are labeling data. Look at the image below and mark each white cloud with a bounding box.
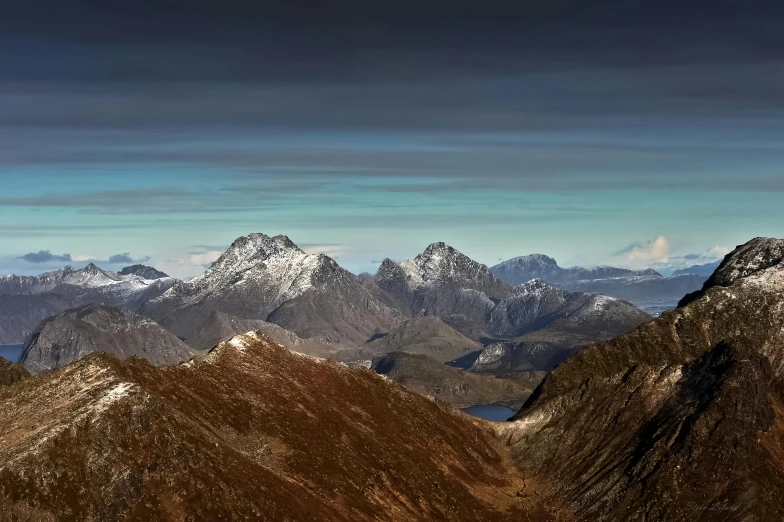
[623,236,670,266]
[190,251,223,267]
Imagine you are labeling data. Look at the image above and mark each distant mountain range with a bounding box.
[490,254,709,302]
[4,236,784,519]
[0,264,177,344]
[0,234,652,383]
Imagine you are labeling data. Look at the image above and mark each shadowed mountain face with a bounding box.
[118,265,169,280]
[499,236,784,521]
[141,233,399,345]
[184,310,338,358]
[19,303,195,374]
[372,351,542,409]
[0,333,553,521]
[361,315,482,363]
[0,264,178,344]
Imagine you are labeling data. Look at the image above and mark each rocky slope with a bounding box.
[361,315,483,363]
[0,264,178,344]
[184,310,338,358]
[499,237,784,520]
[0,357,29,386]
[19,304,195,374]
[473,279,650,371]
[490,254,704,303]
[372,351,541,409]
[141,233,399,345]
[0,333,554,521]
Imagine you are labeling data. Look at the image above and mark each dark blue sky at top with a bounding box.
[1,0,783,277]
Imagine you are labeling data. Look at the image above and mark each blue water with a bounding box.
[0,345,23,363]
[461,405,515,422]
[632,300,679,317]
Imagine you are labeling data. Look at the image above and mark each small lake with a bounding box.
[632,301,679,317]
[461,404,515,422]
[0,345,23,364]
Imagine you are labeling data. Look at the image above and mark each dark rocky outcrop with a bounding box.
[119,265,169,279]
[0,357,29,386]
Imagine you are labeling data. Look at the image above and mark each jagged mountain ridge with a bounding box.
[0,263,172,296]
[19,303,195,374]
[141,233,399,345]
[499,236,784,520]
[376,243,648,337]
[0,333,550,521]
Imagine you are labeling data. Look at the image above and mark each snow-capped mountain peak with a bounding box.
[398,242,502,289]
[185,233,324,303]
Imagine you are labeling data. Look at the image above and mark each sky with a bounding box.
[1,0,783,278]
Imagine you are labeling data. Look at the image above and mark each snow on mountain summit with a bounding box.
[141,233,399,344]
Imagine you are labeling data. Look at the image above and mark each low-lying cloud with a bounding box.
[18,250,73,263]
[617,236,670,266]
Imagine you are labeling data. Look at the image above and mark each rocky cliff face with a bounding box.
[142,233,399,345]
[499,237,784,521]
[0,333,553,521]
[19,304,194,374]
